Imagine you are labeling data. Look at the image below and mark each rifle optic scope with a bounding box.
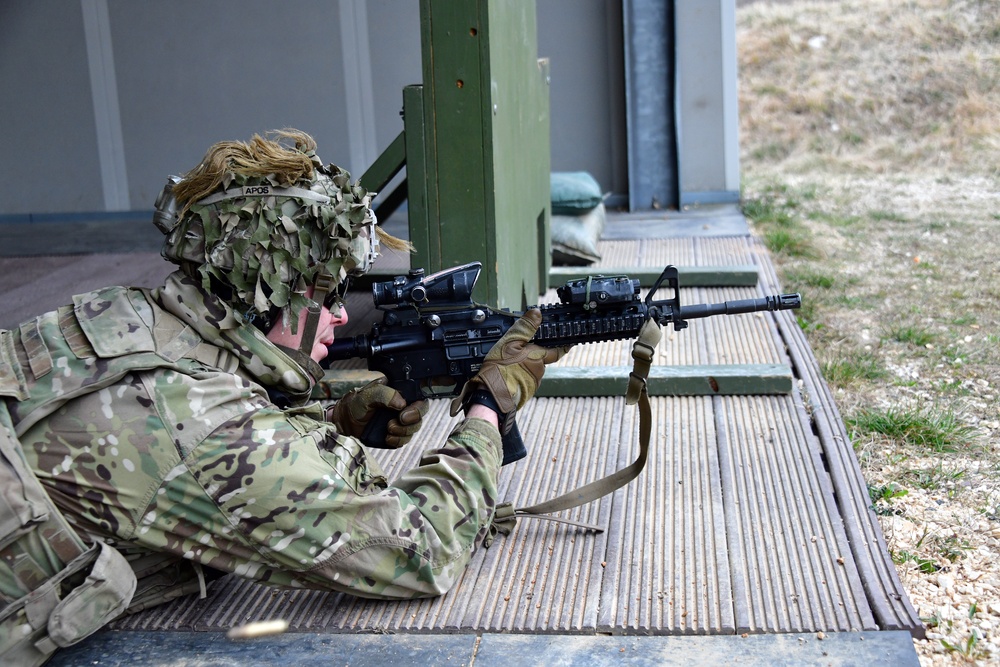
[372,262,481,307]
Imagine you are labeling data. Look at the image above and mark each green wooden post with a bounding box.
[404,0,551,308]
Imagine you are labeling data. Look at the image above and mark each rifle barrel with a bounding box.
[677,293,801,320]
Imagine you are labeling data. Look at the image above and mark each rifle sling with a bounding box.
[485,318,662,546]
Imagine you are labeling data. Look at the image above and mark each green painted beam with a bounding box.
[549,265,760,288]
[410,0,549,309]
[403,84,434,269]
[358,131,406,193]
[315,364,792,401]
[535,364,792,397]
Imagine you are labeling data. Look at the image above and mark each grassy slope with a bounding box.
[737,1,999,663]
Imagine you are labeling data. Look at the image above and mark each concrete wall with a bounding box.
[675,0,741,205]
[539,0,627,198]
[0,2,104,213]
[0,0,737,218]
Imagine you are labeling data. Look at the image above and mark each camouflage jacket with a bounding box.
[3,271,502,599]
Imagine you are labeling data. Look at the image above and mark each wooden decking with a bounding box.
[0,207,922,664]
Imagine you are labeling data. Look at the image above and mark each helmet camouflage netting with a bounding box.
[153,129,397,330]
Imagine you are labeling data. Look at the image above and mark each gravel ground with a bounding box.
[743,166,999,667]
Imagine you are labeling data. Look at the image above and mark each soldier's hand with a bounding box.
[329,377,428,449]
[456,309,566,420]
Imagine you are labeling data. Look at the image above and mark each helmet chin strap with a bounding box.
[283,270,336,383]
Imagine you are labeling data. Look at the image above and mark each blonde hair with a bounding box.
[172,128,411,252]
[173,129,317,215]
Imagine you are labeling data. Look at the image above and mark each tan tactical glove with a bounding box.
[329,377,428,448]
[451,308,568,429]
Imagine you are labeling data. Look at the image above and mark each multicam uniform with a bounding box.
[5,270,503,599]
[3,131,556,664]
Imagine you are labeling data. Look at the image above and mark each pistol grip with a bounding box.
[360,407,396,448]
[501,421,527,466]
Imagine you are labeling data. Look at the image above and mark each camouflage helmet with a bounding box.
[153,129,388,332]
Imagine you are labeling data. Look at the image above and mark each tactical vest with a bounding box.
[1,351,136,665]
[0,285,247,665]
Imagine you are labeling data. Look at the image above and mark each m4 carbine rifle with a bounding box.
[325,262,800,461]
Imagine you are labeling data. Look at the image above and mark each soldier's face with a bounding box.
[266,287,349,363]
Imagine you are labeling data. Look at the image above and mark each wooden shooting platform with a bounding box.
[0,206,922,665]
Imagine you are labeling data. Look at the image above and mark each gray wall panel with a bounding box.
[367,0,422,150]
[675,0,739,204]
[622,0,677,210]
[538,0,626,197]
[0,1,733,219]
[0,0,103,214]
[109,0,352,208]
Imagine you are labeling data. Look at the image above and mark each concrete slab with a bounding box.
[48,630,920,667]
[602,204,749,239]
[475,631,920,666]
[48,631,479,667]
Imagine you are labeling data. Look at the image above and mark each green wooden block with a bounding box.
[403,84,433,269]
[549,265,760,288]
[316,364,793,401]
[409,0,550,310]
[535,364,793,397]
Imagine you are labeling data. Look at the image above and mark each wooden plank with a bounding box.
[402,83,435,272]
[550,264,760,288]
[420,0,490,294]
[536,364,792,397]
[476,632,921,666]
[597,396,735,634]
[315,365,792,401]
[715,395,877,634]
[49,630,922,667]
[50,631,480,666]
[754,243,924,637]
[484,1,551,305]
[416,0,549,308]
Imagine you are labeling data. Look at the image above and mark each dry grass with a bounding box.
[739,0,1000,176]
[738,1,1000,664]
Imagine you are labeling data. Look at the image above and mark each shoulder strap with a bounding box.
[485,317,662,546]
